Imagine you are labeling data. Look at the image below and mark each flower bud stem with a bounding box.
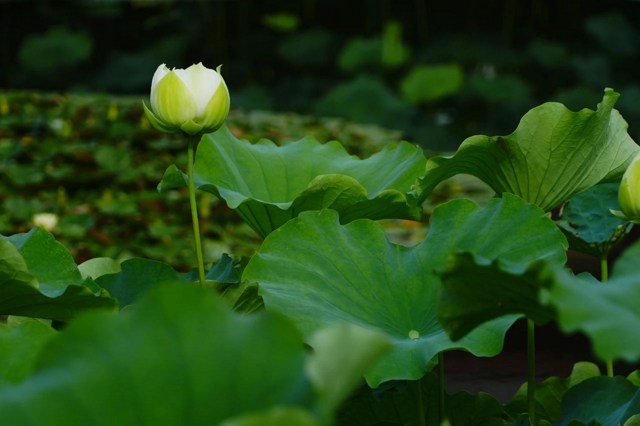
[187,138,206,287]
[527,318,536,425]
[601,256,614,377]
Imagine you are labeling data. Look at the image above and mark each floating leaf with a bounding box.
[243,194,567,386]
[555,183,632,257]
[415,89,640,212]
[159,126,425,237]
[0,229,115,320]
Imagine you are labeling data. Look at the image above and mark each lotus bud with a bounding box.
[612,153,640,223]
[143,62,230,136]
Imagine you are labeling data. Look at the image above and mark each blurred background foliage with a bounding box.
[2,0,640,151]
[1,0,640,268]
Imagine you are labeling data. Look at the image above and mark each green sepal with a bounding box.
[610,208,640,224]
[142,102,178,134]
[180,120,204,136]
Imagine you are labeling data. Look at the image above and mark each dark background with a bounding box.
[2,0,640,150]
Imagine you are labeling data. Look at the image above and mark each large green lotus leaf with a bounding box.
[439,239,640,363]
[556,376,640,426]
[0,285,317,425]
[0,318,56,386]
[158,126,426,237]
[0,229,116,320]
[243,194,567,386]
[415,89,640,211]
[555,183,633,258]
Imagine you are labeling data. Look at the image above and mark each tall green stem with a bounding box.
[601,257,614,377]
[187,138,206,286]
[527,319,536,425]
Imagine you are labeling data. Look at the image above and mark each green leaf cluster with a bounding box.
[3,88,640,424]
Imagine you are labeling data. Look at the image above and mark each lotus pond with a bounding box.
[1,83,640,426]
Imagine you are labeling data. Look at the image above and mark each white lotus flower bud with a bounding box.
[143,62,230,136]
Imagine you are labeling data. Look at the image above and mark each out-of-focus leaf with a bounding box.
[315,76,414,128]
[584,12,639,56]
[220,407,320,426]
[338,37,383,73]
[401,64,463,103]
[18,27,92,75]
[0,285,324,425]
[306,323,391,413]
[0,318,56,386]
[277,28,334,67]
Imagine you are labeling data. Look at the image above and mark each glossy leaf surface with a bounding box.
[416,89,640,211]
[159,126,426,237]
[244,194,567,386]
[555,183,632,257]
[0,228,116,320]
[95,255,241,308]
